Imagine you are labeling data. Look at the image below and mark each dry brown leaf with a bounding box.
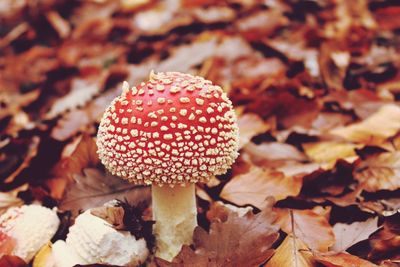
[314,252,378,267]
[354,152,400,192]
[330,105,400,145]
[275,208,335,252]
[266,235,315,267]
[369,213,400,261]
[332,217,379,252]
[237,113,270,149]
[303,141,362,169]
[220,166,302,208]
[59,167,150,216]
[158,200,279,266]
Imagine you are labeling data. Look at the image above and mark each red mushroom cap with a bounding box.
[97,71,239,186]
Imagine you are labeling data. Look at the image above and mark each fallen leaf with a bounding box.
[330,105,400,145]
[303,141,362,169]
[266,235,315,267]
[49,135,99,199]
[369,212,400,261]
[221,166,302,208]
[237,113,270,149]
[45,77,104,119]
[158,200,279,266]
[314,252,378,267]
[243,142,306,168]
[331,217,380,252]
[354,152,400,192]
[59,168,150,216]
[275,209,335,252]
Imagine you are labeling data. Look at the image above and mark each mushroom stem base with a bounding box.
[152,184,197,261]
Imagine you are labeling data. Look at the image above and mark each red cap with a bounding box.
[97,71,239,186]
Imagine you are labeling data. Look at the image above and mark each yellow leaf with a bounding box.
[266,235,315,267]
[329,104,400,145]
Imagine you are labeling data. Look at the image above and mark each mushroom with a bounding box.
[96,71,239,261]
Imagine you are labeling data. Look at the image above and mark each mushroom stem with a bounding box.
[152,184,197,261]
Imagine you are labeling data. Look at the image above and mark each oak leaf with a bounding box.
[353,152,400,192]
[158,200,279,266]
[331,217,379,252]
[275,209,335,252]
[221,166,302,208]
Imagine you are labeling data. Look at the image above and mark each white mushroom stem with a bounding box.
[152,184,197,261]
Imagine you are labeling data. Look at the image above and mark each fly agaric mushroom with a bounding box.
[96,71,239,260]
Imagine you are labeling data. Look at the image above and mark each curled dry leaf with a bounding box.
[314,252,378,267]
[330,105,400,145]
[331,217,379,252]
[354,152,400,192]
[158,200,279,266]
[266,235,314,267]
[237,113,270,149]
[220,166,302,209]
[275,208,335,252]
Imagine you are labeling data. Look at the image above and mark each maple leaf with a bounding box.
[157,199,279,266]
[220,166,302,208]
[59,168,150,216]
[265,235,315,267]
[331,217,380,252]
[353,151,400,192]
[314,252,378,267]
[237,113,270,149]
[329,105,400,145]
[275,208,335,252]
